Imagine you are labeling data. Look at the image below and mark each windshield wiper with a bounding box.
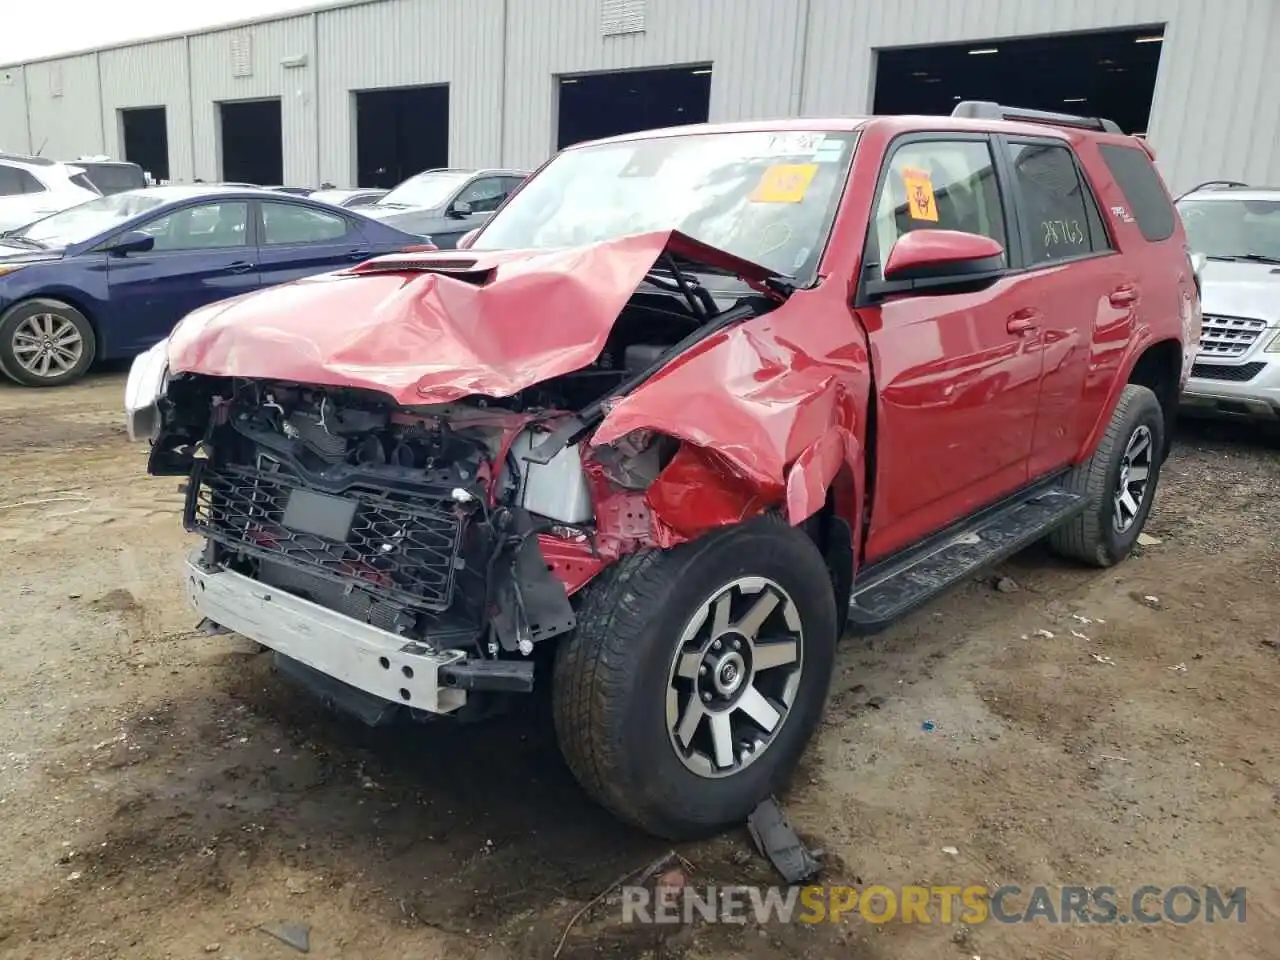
[1207,253,1280,265]
[0,234,47,249]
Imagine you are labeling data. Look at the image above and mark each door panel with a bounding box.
[859,137,1045,562]
[104,200,258,351]
[999,138,1130,476]
[256,200,371,286]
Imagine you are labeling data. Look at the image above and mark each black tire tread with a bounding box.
[1049,383,1161,566]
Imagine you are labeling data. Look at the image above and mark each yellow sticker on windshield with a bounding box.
[750,164,819,204]
[901,166,939,221]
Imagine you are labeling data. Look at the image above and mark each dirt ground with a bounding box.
[0,370,1276,960]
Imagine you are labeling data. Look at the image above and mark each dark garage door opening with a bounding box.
[873,27,1165,135]
[557,64,712,150]
[355,85,449,188]
[219,98,283,186]
[120,106,169,183]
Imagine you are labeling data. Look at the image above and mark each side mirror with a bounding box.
[106,230,155,256]
[457,228,480,250]
[868,229,1005,299]
[448,199,473,219]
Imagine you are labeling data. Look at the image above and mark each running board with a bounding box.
[848,483,1086,633]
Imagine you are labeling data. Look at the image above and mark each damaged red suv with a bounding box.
[125,101,1200,839]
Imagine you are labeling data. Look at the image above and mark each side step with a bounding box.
[848,483,1086,633]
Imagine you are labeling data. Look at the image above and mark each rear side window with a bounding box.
[1098,143,1176,242]
[79,163,145,195]
[1005,142,1111,263]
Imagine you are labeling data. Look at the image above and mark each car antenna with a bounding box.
[34,137,47,158]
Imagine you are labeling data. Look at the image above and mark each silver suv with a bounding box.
[1176,183,1280,420]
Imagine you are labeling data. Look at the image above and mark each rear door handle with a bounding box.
[227,260,255,274]
[1109,285,1138,307]
[1006,309,1041,335]
[347,247,372,261]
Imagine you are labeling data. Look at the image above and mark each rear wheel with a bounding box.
[552,515,837,839]
[1049,383,1165,567]
[0,299,96,387]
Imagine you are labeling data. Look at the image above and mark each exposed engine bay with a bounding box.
[150,275,775,690]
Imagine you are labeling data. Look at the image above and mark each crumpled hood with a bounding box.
[1200,259,1280,327]
[167,230,781,405]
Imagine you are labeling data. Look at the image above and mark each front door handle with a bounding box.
[346,247,372,261]
[227,260,255,274]
[1109,285,1139,307]
[1006,309,1041,335]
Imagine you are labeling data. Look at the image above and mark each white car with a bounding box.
[0,153,101,232]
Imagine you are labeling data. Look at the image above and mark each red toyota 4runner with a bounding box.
[125,101,1201,839]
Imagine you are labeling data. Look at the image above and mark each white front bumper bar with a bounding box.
[184,553,468,715]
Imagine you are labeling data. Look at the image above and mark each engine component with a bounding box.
[502,428,594,524]
[288,411,347,463]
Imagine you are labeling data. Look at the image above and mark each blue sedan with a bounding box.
[0,186,429,386]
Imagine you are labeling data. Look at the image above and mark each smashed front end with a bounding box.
[131,231,792,723]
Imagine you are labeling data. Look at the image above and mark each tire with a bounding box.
[552,514,838,839]
[1049,383,1165,567]
[0,299,97,387]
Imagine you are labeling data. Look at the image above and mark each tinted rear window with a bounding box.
[79,163,146,195]
[1097,143,1176,242]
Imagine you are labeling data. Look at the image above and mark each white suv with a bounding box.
[0,154,101,232]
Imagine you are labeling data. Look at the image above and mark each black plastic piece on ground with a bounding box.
[848,476,1086,633]
[439,658,535,692]
[272,652,401,726]
[747,796,822,884]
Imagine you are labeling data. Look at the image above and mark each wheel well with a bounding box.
[1127,339,1182,460]
[2,294,103,360]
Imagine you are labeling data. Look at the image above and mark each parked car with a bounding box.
[310,188,389,209]
[1175,182,1280,420]
[0,153,100,232]
[0,185,428,387]
[125,101,1196,839]
[68,158,148,195]
[360,167,529,247]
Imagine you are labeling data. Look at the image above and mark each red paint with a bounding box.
[168,112,1194,597]
[882,229,1004,279]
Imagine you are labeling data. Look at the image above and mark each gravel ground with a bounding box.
[0,371,1276,960]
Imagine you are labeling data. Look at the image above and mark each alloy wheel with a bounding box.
[665,576,804,779]
[11,313,84,380]
[1113,424,1153,534]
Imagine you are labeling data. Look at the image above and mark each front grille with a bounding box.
[1190,361,1266,382]
[186,460,465,614]
[1197,315,1267,359]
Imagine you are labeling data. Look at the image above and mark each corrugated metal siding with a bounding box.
[99,39,194,181]
[316,0,505,182]
[24,54,103,160]
[6,0,1279,193]
[0,66,30,154]
[802,0,1280,193]
[189,14,317,183]
[502,0,808,168]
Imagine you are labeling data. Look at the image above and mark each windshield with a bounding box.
[378,171,471,209]
[470,130,858,280]
[17,191,170,246]
[1177,198,1280,262]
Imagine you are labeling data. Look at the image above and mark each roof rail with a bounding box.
[951,100,1122,134]
[1174,180,1250,201]
[0,151,54,166]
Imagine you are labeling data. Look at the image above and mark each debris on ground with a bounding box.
[921,720,936,732]
[994,576,1019,593]
[1169,663,1188,673]
[941,846,959,856]
[554,851,678,958]
[1137,533,1163,546]
[1131,592,1162,609]
[1090,653,1116,665]
[1033,629,1055,639]
[746,797,822,884]
[866,695,887,709]
[259,921,311,953]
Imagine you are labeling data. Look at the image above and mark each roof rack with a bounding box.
[951,100,1122,134]
[0,151,54,166]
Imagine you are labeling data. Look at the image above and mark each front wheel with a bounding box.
[552,515,838,839]
[0,299,96,387]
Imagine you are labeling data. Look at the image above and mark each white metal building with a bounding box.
[0,0,1276,193]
